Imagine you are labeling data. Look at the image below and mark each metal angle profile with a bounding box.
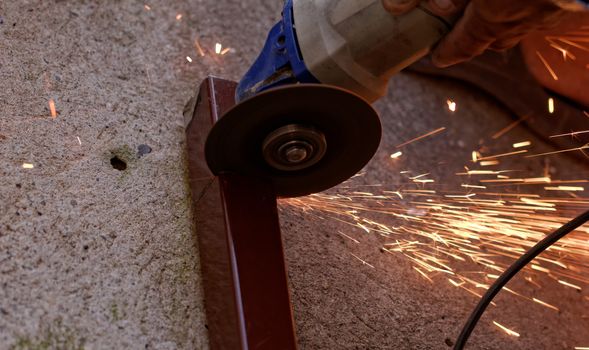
[185,76,298,350]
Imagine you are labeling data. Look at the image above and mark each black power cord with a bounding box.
[454,210,589,350]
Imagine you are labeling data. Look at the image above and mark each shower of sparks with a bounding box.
[215,43,223,54]
[22,163,34,169]
[186,56,193,63]
[512,141,531,148]
[548,98,555,114]
[278,24,589,342]
[390,151,403,159]
[446,99,457,112]
[49,99,56,118]
[536,51,559,80]
[492,321,520,337]
[396,127,446,148]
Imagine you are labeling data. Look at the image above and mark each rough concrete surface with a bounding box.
[0,0,588,349]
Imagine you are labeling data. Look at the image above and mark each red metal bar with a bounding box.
[185,76,298,350]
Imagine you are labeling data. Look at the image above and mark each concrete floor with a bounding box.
[1,0,588,349]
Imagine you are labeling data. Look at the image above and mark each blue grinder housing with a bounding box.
[236,0,319,102]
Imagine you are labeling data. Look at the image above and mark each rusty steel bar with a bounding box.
[185,76,298,350]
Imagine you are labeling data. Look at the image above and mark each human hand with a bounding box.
[382,0,585,67]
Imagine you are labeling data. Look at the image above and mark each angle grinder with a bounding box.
[205,0,455,197]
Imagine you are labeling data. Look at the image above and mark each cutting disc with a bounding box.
[205,84,381,198]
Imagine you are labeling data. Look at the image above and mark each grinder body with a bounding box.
[238,0,453,102]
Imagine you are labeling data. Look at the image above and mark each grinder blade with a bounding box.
[205,84,381,198]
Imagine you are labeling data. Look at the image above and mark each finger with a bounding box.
[382,0,420,15]
[427,0,469,16]
[489,38,521,52]
[431,4,496,67]
[489,35,525,51]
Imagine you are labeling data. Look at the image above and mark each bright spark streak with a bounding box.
[144,4,151,10]
[493,321,520,337]
[544,186,585,192]
[492,115,529,139]
[471,151,479,163]
[480,160,500,166]
[513,141,531,148]
[22,163,34,169]
[462,184,486,189]
[396,127,446,148]
[532,298,560,312]
[350,253,375,268]
[186,56,193,63]
[550,130,589,138]
[536,51,558,80]
[446,99,456,112]
[337,231,360,244]
[194,38,205,57]
[476,150,528,161]
[548,98,555,114]
[390,151,403,159]
[558,280,582,290]
[176,14,182,20]
[574,347,589,349]
[527,145,589,158]
[220,47,232,55]
[49,99,56,118]
[76,136,82,145]
[215,43,223,54]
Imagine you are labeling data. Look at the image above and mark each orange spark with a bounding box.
[550,130,589,138]
[215,43,223,54]
[513,141,531,148]
[446,99,457,112]
[548,98,555,114]
[176,13,182,20]
[396,127,446,148]
[544,186,585,192]
[194,38,205,57]
[49,99,56,118]
[22,163,34,169]
[480,160,500,166]
[390,151,403,159]
[532,298,560,312]
[186,56,193,63]
[476,150,528,161]
[493,321,520,337]
[536,51,559,80]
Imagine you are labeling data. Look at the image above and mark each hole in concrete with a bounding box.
[83,245,89,251]
[444,338,454,347]
[110,156,127,171]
